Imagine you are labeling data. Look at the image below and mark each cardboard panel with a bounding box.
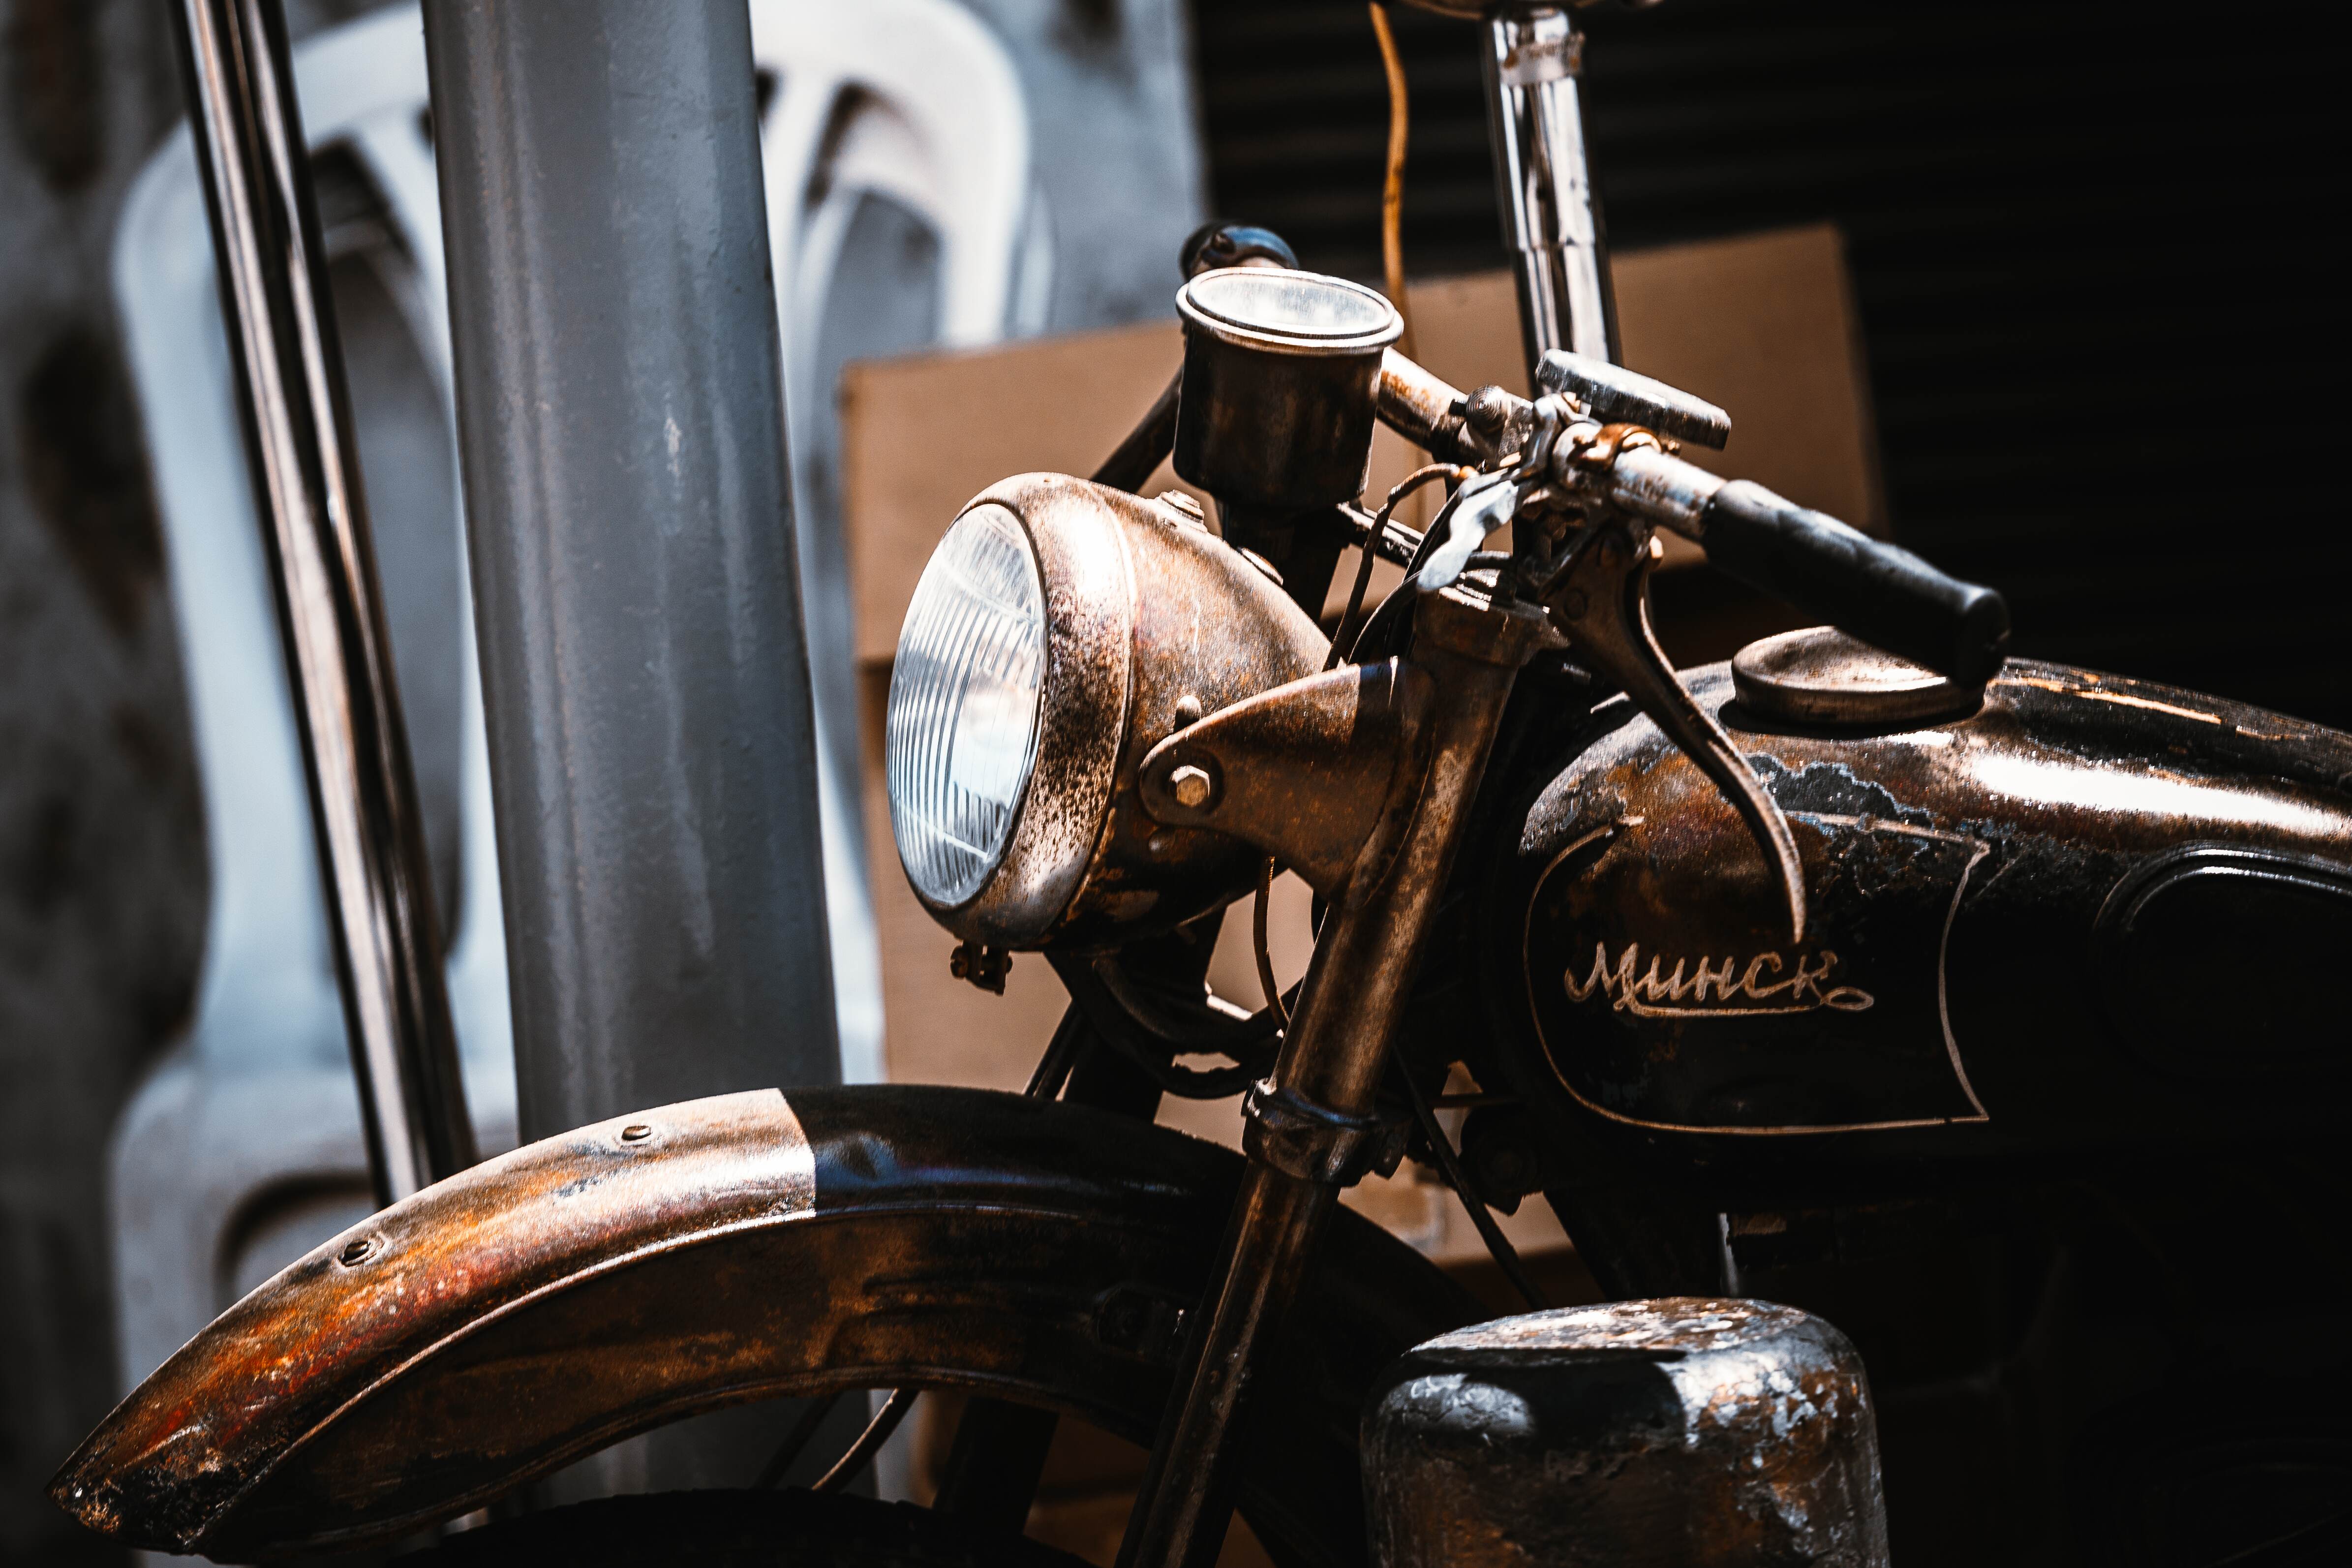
[842,223,1881,661]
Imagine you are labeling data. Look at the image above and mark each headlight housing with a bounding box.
[886,474,1327,950]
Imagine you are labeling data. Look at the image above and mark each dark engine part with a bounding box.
[1364,1298,1889,1567]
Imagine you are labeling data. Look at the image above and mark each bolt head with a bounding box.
[1169,764,1216,809]
[1464,384,1513,432]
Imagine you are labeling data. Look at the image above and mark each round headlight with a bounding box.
[885,504,1047,907]
[885,476,1328,951]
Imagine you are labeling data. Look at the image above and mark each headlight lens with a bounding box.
[885,504,1046,907]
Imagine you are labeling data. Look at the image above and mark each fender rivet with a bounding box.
[620,1123,653,1143]
[338,1237,378,1267]
[1170,765,1216,810]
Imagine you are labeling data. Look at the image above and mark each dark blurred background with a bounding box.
[1194,0,2350,725]
[1,1,2343,1563]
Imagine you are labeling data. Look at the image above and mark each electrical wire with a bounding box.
[754,1390,850,1489]
[1391,1046,1551,1313]
[1022,1004,1090,1100]
[1331,464,1467,670]
[811,1388,916,1494]
[1048,953,1285,1100]
[1252,858,1290,1030]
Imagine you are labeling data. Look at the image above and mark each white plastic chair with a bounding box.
[756,0,1048,360]
[106,0,1043,1400]
[750,0,1052,1076]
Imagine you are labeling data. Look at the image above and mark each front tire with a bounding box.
[400,1490,1092,1568]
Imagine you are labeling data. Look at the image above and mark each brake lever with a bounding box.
[1543,519,1808,944]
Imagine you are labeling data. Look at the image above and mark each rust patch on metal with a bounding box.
[53,1086,1478,1563]
[53,1091,814,1554]
[1504,658,2352,1150]
[1138,657,1435,896]
[915,475,1327,950]
[1367,1299,1889,1567]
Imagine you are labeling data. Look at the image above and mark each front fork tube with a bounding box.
[1482,3,1619,381]
[1116,590,1553,1568]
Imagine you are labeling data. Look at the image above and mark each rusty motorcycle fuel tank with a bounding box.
[1484,641,2352,1183]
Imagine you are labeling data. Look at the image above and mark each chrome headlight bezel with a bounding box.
[886,474,1327,951]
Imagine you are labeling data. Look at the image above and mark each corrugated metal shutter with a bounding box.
[1192,0,2349,727]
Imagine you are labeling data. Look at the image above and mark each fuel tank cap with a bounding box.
[1732,625,1985,727]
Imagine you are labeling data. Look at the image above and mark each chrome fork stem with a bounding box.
[1483,2,1619,378]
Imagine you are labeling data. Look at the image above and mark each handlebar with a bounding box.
[1374,353,2010,685]
[1694,478,2009,687]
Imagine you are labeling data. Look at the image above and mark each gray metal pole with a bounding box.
[420,1,840,1145]
[167,0,475,1205]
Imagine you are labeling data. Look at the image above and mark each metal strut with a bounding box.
[166,0,474,1202]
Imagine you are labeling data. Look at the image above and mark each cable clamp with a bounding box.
[1242,1079,1408,1187]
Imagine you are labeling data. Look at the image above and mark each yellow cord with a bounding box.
[1369,1,1419,364]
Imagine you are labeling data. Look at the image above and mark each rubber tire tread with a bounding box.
[396,1489,1093,1568]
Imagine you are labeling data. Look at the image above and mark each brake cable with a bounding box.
[754,1003,1104,1494]
[1390,1047,1551,1313]
[1331,464,1467,671]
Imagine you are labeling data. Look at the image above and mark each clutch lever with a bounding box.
[1543,518,1808,945]
[1416,471,1521,590]
[1417,400,1564,591]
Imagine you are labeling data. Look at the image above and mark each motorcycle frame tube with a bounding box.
[165,0,473,1201]
[1482,3,1621,379]
[1119,588,1550,1568]
[51,1085,1478,1563]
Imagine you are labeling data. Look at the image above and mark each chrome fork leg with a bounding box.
[1115,591,1554,1568]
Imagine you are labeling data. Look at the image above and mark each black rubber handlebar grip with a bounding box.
[1701,480,2010,685]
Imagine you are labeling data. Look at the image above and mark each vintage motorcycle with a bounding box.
[54,0,2351,1564]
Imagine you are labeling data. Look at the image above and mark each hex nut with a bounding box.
[1169,764,1217,810]
[1156,490,1208,528]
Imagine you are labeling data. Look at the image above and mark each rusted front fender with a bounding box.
[55,1086,1478,1564]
